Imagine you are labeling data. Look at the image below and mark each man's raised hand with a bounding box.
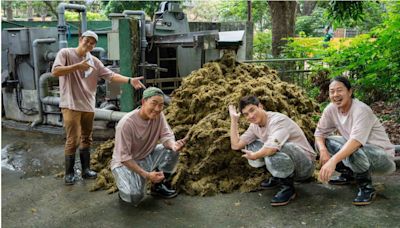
[76,59,96,71]
[229,105,240,121]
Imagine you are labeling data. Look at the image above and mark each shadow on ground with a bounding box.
[2,127,399,227]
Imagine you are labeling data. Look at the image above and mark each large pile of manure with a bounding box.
[90,51,320,196]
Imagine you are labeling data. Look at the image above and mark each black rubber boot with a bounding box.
[329,162,355,185]
[270,175,296,206]
[260,176,280,190]
[64,155,76,185]
[353,170,376,206]
[151,173,178,199]
[79,148,97,179]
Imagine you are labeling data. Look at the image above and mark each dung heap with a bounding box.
[166,51,319,196]
[90,51,320,196]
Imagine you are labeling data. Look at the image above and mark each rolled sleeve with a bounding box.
[52,48,67,70]
[159,113,175,144]
[114,121,134,164]
[240,128,257,145]
[349,108,374,146]
[263,120,289,150]
[315,107,336,138]
[94,57,114,81]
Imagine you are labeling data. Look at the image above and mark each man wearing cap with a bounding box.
[111,87,187,206]
[52,30,146,185]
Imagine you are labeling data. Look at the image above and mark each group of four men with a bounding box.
[52,31,396,207]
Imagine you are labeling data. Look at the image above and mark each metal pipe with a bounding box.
[100,103,118,111]
[31,40,56,128]
[37,73,128,125]
[44,51,57,61]
[41,96,60,106]
[38,72,127,122]
[122,10,148,77]
[91,47,106,60]
[57,3,87,49]
[94,109,127,121]
[41,94,127,122]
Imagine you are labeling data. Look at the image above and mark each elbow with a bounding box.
[51,69,61,77]
[231,144,241,151]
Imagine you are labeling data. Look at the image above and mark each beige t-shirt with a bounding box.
[111,109,175,170]
[315,99,395,157]
[240,111,316,161]
[52,48,114,112]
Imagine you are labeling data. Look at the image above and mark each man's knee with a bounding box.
[266,153,295,178]
[325,136,346,155]
[155,146,179,173]
[119,191,145,206]
[246,140,264,152]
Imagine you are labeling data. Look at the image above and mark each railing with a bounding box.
[243,57,324,89]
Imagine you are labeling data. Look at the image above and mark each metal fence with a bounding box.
[243,58,324,90]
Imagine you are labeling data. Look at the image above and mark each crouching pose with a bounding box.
[315,76,396,206]
[111,87,186,206]
[229,96,316,206]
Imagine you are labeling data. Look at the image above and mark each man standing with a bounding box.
[315,76,396,206]
[52,30,145,185]
[111,87,186,206]
[229,96,316,206]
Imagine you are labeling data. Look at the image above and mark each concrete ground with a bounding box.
[2,126,400,228]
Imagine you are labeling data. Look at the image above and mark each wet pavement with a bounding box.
[2,126,400,227]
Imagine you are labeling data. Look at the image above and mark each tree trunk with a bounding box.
[6,2,13,21]
[27,0,33,21]
[268,1,297,57]
[44,2,58,20]
[302,1,317,16]
[247,0,252,22]
[247,0,253,60]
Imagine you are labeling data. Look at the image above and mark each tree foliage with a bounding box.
[284,1,400,104]
[295,7,327,37]
[183,0,220,22]
[253,30,272,59]
[326,0,364,25]
[101,0,162,20]
[326,2,400,103]
[216,0,270,31]
[64,11,107,21]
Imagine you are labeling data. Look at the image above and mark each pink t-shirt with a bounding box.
[52,48,114,112]
[240,111,316,161]
[111,109,175,170]
[315,99,395,157]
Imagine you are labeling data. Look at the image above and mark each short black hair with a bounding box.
[330,76,355,98]
[239,95,260,113]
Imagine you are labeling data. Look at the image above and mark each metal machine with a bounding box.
[1,1,246,128]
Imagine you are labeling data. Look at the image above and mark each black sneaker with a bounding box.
[151,183,178,199]
[329,173,355,185]
[352,184,376,206]
[260,177,280,190]
[270,185,296,206]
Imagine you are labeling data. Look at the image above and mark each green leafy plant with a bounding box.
[64,11,107,21]
[283,1,400,104]
[253,30,272,59]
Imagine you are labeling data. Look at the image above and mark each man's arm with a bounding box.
[229,105,247,150]
[242,147,278,160]
[52,59,94,77]
[110,73,146,90]
[122,159,164,183]
[315,136,331,165]
[319,139,362,182]
[163,138,187,152]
